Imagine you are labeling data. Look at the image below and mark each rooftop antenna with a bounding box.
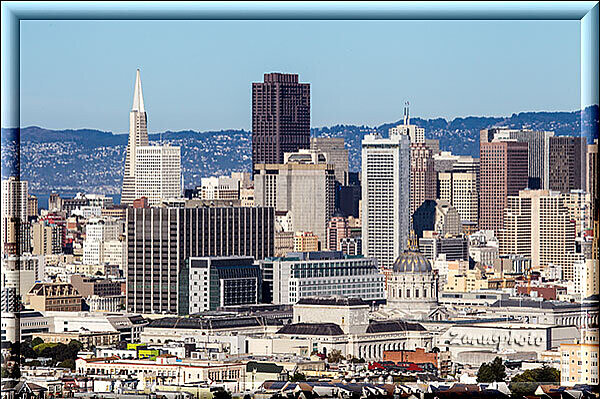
[403,101,410,126]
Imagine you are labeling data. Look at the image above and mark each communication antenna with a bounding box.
[403,101,410,125]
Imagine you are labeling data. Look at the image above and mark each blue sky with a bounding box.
[20,20,580,133]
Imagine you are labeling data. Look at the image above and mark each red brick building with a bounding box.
[410,143,436,218]
[383,347,451,377]
[132,196,149,208]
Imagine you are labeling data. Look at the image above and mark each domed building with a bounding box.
[386,232,439,314]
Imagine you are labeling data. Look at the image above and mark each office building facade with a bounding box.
[1,177,28,255]
[83,218,123,265]
[254,153,335,245]
[410,143,436,218]
[134,145,181,206]
[126,206,274,315]
[1,177,28,222]
[438,171,478,225]
[182,256,261,314]
[483,128,554,189]
[327,216,350,251]
[361,133,411,270]
[252,73,310,170]
[588,139,598,215]
[479,141,528,232]
[310,137,349,185]
[260,251,384,305]
[419,236,469,262]
[548,136,587,193]
[500,190,577,277]
[340,236,362,256]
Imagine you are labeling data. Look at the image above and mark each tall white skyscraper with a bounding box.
[361,133,411,270]
[134,145,182,206]
[121,69,149,205]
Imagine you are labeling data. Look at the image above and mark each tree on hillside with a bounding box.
[509,365,560,397]
[477,357,507,383]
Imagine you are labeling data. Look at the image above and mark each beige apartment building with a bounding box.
[500,190,579,278]
[444,269,488,292]
[293,231,319,252]
[560,341,599,386]
[32,222,62,255]
[438,171,478,225]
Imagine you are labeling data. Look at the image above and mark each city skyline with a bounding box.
[2,4,599,392]
[18,19,580,132]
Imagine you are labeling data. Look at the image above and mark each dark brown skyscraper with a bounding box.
[548,136,587,192]
[252,73,310,171]
[479,141,528,233]
[410,142,436,218]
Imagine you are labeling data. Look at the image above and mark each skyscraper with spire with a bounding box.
[121,69,149,205]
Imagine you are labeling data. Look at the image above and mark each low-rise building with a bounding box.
[444,269,489,292]
[274,231,294,257]
[182,256,261,315]
[47,312,147,342]
[437,322,580,366]
[75,357,246,390]
[140,316,280,349]
[70,275,121,297]
[270,297,434,360]
[439,290,510,308]
[486,297,599,326]
[27,282,83,312]
[560,341,599,386]
[33,331,121,350]
[383,347,452,377]
[260,252,384,305]
[294,231,320,252]
[1,309,51,343]
[86,295,126,312]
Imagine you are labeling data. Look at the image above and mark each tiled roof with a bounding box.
[277,322,344,336]
[366,319,426,333]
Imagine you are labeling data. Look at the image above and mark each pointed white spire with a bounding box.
[132,69,145,112]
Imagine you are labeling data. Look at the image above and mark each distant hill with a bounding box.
[1,105,597,195]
